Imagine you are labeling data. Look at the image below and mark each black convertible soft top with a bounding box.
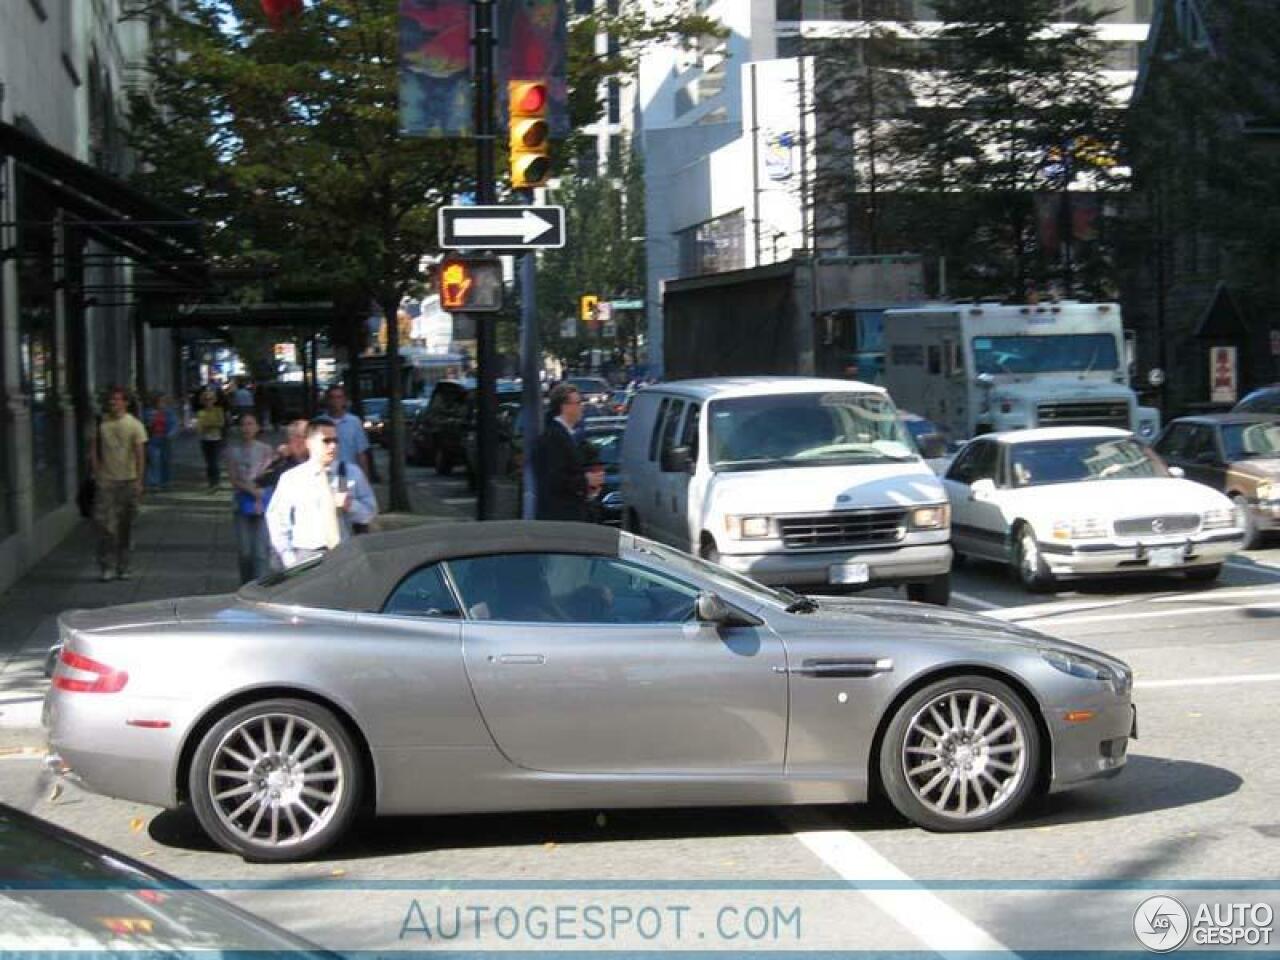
[238,520,621,613]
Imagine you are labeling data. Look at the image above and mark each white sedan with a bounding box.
[941,427,1246,591]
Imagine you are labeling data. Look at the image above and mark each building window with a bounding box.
[607,134,624,176]
[577,141,599,178]
[607,80,621,124]
[677,210,746,277]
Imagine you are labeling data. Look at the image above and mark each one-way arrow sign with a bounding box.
[439,205,565,250]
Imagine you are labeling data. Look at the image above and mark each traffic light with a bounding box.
[438,257,503,313]
[579,294,599,325]
[509,80,551,188]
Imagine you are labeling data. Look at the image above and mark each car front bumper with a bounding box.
[1037,530,1244,576]
[1248,499,1280,532]
[1048,694,1136,793]
[715,541,953,588]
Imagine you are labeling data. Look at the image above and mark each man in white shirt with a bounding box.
[266,420,378,567]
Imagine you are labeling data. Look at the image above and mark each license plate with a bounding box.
[1147,546,1183,568]
[829,562,870,585]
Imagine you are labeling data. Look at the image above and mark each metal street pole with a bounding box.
[472,0,498,520]
[518,191,541,519]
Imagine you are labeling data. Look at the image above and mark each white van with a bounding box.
[621,378,953,604]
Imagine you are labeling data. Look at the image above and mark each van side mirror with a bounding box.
[661,445,694,474]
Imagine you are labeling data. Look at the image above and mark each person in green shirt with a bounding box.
[89,387,147,581]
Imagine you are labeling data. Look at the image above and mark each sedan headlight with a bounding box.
[1257,481,1274,501]
[1201,506,1238,530]
[910,504,950,530]
[1042,649,1130,694]
[1051,517,1108,540]
[725,515,774,539]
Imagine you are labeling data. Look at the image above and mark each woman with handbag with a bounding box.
[222,412,275,583]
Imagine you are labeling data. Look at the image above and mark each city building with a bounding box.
[1,0,200,594]
[637,0,1152,374]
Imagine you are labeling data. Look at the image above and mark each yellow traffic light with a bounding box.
[580,294,599,324]
[509,80,551,188]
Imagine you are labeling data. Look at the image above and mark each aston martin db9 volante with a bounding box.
[45,522,1136,861]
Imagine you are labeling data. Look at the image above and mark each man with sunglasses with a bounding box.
[266,419,377,567]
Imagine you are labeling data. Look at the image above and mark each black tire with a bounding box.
[1231,494,1261,550]
[1185,563,1222,583]
[189,698,363,862]
[878,675,1041,832]
[700,537,720,565]
[907,574,950,606]
[1011,522,1054,593]
[434,446,453,476]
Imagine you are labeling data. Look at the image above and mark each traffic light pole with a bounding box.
[472,0,498,520]
[518,190,542,519]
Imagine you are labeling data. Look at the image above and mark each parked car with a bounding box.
[941,427,1245,591]
[1153,413,1280,548]
[564,376,612,407]
[0,803,327,953]
[463,385,528,491]
[46,521,1136,861]
[581,416,627,526]
[359,397,388,445]
[408,379,473,473]
[1233,384,1280,415]
[621,378,952,604]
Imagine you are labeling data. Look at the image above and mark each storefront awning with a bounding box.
[0,120,206,289]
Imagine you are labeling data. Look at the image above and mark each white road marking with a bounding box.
[985,596,1147,622]
[1136,672,1280,690]
[780,811,1010,955]
[1151,586,1280,603]
[1043,600,1280,627]
[949,591,1000,611]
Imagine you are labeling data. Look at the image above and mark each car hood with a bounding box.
[992,477,1231,517]
[710,462,945,514]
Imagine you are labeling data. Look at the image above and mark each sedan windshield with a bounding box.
[708,392,915,470]
[1222,422,1280,460]
[1009,437,1167,487]
[972,334,1119,376]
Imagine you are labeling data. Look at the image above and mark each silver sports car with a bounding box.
[45,521,1136,861]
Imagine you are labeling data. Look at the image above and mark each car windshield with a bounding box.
[1009,437,1167,487]
[708,392,916,470]
[585,428,623,464]
[621,534,788,608]
[1222,422,1280,460]
[971,334,1119,375]
[361,398,388,417]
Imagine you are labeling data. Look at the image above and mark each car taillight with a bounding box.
[53,650,129,693]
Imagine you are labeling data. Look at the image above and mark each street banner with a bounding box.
[399,0,473,137]
[499,0,569,136]
[1211,345,1238,404]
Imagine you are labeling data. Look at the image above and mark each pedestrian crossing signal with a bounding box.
[438,257,503,313]
[510,81,552,189]
[580,294,599,325]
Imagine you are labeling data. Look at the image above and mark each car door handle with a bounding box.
[786,658,894,678]
[491,654,546,665]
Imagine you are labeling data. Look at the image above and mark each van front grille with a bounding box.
[778,509,907,550]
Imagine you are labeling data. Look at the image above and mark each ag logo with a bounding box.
[1134,895,1190,952]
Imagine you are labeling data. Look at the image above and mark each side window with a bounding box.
[648,398,670,461]
[447,553,699,624]
[383,564,462,619]
[945,442,978,483]
[1155,424,1187,459]
[927,345,943,376]
[969,441,998,481]
[1186,425,1216,462]
[660,400,686,456]
[947,441,995,484]
[680,404,701,461]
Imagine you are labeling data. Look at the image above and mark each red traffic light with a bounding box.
[511,81,548,116]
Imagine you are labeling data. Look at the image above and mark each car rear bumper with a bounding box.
[1038,531,1243,576]
[716,542,953,588]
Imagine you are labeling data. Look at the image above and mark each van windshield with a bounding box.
[708,392,916,471]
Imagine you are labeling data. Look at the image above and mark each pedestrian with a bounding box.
[266,419,377,568]
[533,383,588,521]
[195,389,226,490]
[223,412,275,584]
[316,385,377,524]
[579,440,608,524]
[89,386,147,582]
[142,392,178,491]
[254,419,311,570]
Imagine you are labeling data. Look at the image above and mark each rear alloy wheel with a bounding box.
[907,575,950,606]
[879,676,1040,832]
[1232,494,1261,550]
[190,698,362,862]
[1012,523,1054,593]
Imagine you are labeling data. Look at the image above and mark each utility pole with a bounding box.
[519,191,541,519]
[472,0,498,520]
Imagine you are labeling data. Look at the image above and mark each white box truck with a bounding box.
[882,301,1160,441]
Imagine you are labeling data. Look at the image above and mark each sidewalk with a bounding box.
[0,431,461,742]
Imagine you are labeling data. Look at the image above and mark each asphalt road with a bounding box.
[4,470,1278,953]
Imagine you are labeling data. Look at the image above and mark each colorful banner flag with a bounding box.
[499,0,569,136]
[399,0,474,137]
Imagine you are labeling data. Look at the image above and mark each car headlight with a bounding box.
[1202,506,1237,530]
[725,515,774,539]
[1051,517,1108,540]
[1042,649,1130,693]
[910,504,950,530]
[1257,481,1274,501]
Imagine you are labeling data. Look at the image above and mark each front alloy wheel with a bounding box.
[879,676,1040,831]
[190,698,362,861]
[1013,523,1054,592]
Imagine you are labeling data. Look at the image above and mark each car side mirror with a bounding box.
[1168,466,1186,479]
[970,478,996,501]
[918,434,948,460]
[661,445,693,474]
[695,591,730,624]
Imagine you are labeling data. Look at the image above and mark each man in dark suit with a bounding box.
[533,383,588,521]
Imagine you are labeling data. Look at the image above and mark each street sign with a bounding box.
[439,205,565,250]
[610,299,644,310]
